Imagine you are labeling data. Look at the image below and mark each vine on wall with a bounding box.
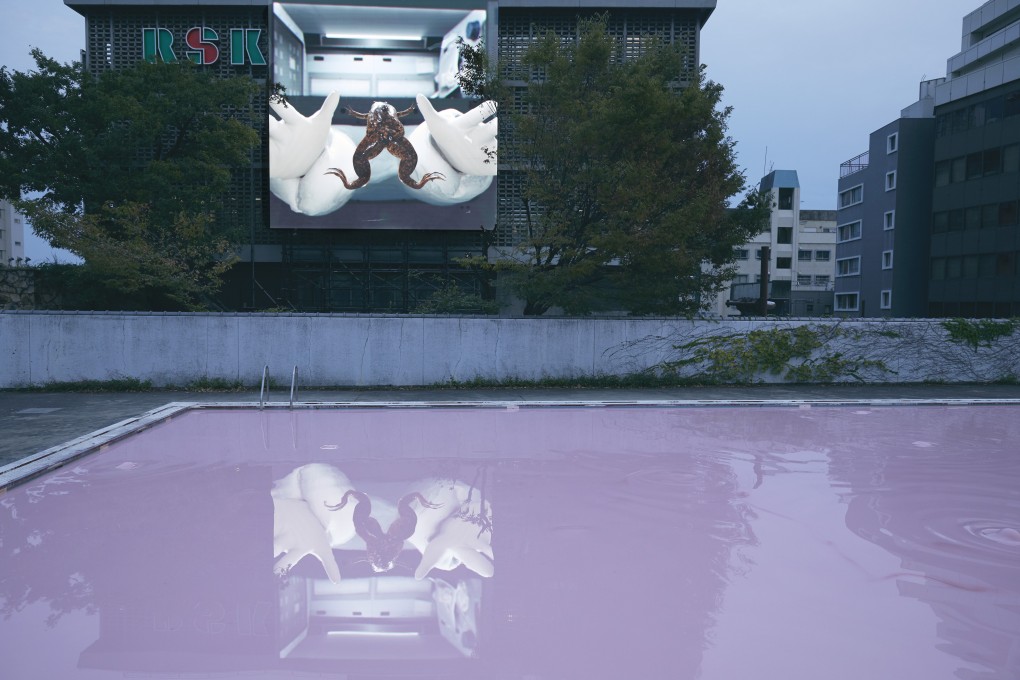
[662,325,890,383]
[609,318,1020,384]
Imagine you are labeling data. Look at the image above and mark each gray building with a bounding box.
[835,106,935,318]
[928,0,1020,317]
[836,0,1020,318]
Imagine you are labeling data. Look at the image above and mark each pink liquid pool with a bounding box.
[1,403,1019,680]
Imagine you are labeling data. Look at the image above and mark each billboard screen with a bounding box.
[269,1,496,230]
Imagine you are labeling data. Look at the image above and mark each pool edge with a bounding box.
[3,397,1019,492]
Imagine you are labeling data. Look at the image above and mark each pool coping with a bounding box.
[3,397,1020,492]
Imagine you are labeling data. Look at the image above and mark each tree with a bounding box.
[462,18,767,316]
[0,50,260,309]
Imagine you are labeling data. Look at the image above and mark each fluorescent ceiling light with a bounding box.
[327,630,420,637]
[325,33,423,41]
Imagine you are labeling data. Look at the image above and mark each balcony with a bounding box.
[839,150,869,178]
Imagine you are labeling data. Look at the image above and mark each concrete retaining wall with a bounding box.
[2,312,1017,386]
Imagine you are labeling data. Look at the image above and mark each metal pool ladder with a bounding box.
[259,365,269,409]
[258,365,299,409]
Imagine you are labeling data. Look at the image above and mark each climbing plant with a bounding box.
[661,324,890,383]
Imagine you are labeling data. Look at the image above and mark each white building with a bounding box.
[712,170,836,316]
[0,200,26,267]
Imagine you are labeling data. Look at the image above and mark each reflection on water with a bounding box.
[272,464,493,661]
[0,405,1018,679]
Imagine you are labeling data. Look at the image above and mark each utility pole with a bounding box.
[758,245,770,315]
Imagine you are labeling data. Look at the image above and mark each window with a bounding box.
[951,157,966,183]
[1004,144,1020,173]
[882,250,893,269]
[966,152,983,179]
[948,209,965,231]
[798,249,812,261]
[755,248,764,259]
[838,221,862,242]
[935,160,951,186]
[880,290,892,309]
[776,257,791,269]
[1007,91,1020,117]
[814,275,830,287]
[839,184,863,208]
[777,227,792,244]
[887,133,898,154]
[815,250,831,261]
[947,257,962,278]
[734,248,749,260]
[984,148,1001,176]
[885,171,897,191]
[797,274,812,285]
[933,211,948,233]
[979,254,995,278]
[965,206,981,230]
[884,211,895,230]
[733,274,750,283]
[983,203,998,228]
[963,254,979,278]
[836,256,861,276]
[999,201,1018,226]
[835,293,859,311]
[931,258,946,280]
[778,187,795,210]
[998,252,1015,276]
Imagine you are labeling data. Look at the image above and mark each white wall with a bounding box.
[1,312,1016,387]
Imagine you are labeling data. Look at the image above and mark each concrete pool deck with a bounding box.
[4,383,1020,470]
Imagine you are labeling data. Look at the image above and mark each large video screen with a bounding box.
[269,1,496,230]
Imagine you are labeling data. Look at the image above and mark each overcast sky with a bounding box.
[2,0,971,260]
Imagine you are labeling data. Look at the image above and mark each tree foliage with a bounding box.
[0,50,260,309]
[462,18,767,316]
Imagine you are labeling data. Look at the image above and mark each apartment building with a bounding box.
[715,170,836,316]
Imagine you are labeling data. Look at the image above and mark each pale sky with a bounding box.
[1,0,971,260]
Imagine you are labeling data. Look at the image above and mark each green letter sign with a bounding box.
[142,27,176,63]
[141,27,265,66]
[230,28,266,66]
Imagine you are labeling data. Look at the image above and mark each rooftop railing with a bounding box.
[840,150,869,178]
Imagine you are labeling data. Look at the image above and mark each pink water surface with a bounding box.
[1,404,1019,680]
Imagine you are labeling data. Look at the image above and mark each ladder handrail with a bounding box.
[259,364,269,409]
[289,366,298,408]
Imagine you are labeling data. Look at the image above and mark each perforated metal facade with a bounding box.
[494,6,703,248]
[80,5,272,245]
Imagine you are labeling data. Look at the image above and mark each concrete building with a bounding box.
[834,86,936,318]
[0,200,27,267]
[928,0,1020,317]
[837,0,1020,318]
[63,0,718,313]
[714,170,836,317]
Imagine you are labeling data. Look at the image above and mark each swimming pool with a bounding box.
[1,401,1018,679]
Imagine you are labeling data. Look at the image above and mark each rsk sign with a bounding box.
[142,27,266,66]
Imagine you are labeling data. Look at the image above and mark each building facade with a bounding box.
[713,170,835,317]
[835,108,935,318]
[64,0,718,313]
[836,0,1020,318]
[0,200,27,267]
[928,0,1020,317]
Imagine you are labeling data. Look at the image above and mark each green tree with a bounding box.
[464,18,767,316]
[0,50,260,309]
